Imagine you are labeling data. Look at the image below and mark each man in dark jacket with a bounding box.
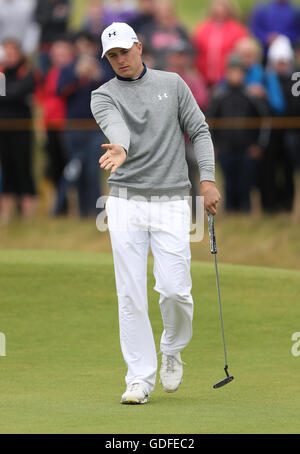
[129,0,156,37]
[207,54,270,213]
[34,0,71,73]
[0,39,36,222]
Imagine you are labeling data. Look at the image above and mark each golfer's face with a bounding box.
[106,43,143,79]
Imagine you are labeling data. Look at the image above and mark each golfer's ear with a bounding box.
[137,42,143,55]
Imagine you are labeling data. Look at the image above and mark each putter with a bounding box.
[207,209,234,389]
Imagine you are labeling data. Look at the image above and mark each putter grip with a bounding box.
[206,209,217,254]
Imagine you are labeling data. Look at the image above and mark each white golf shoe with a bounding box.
[160,352,184,393]
[121,382,149,404]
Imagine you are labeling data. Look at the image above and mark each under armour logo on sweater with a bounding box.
[158,93,168,101]
[108,31,117,38]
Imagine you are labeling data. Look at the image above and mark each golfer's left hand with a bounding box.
[99,143,127,174]
[200,181,221,215]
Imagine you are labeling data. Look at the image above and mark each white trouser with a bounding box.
[105,196,194,394]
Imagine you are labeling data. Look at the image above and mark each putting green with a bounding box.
[0,250,299,434]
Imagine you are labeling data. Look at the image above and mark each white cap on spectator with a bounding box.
[101,22,139,58]
[268,35,294,63]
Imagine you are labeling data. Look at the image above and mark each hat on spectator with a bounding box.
[101,22,139,58]
[268,35,294,64]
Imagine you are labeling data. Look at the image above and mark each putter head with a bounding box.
[213,375,234,389]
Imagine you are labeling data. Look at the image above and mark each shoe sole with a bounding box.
[121,396,148,405]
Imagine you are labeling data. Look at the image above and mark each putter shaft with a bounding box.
[213,252,228,368]
[207,210,234,388]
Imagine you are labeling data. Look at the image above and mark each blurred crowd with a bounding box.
[0,0,300,223]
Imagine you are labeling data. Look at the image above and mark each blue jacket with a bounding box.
[245,63,286,113]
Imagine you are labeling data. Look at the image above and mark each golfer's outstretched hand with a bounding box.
[200,181,221,215]
[99,143,127,174]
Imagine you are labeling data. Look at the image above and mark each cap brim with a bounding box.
[101,41,135,58]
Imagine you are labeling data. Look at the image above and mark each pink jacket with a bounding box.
[193,18,248,85]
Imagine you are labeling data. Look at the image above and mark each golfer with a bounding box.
[91,22,221,404]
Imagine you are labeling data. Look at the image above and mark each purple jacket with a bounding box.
[250,0,300,49]
[101,5,137,27]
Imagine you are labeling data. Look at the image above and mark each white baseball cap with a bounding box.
[101,22,139,58]
[268,35,294,63]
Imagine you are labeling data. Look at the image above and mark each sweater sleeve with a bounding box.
[90,88,131,154]
[176,74,215,183]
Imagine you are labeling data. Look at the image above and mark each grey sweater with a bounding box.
[91,68,215,199]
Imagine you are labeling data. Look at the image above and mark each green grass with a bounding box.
[0,249,300,434]
[71,0,245,31]
[71,0,300,31]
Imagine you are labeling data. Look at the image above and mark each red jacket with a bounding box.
[35,66,66,129]
[193,19,248,85]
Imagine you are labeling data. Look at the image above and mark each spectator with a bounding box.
[140,45,155,69]
[82,0,105,39]
[0,39,36,222]
[55,33,104,218]
[129,0,156,38]
[166,39,210,218]
[234,36,286,113]
[101,0,138,26]
[35,37,74,214]
[73,30,100,57]
[142,0,189,70]
[193,0,248,87]
[167,40,209,111]
[207,53,269,213]
[250,0,300,57]
[294,40,300,70]
[75,29,114,83]
[34,0,71,74]
[260,35,295,212]
[0,0,40,56]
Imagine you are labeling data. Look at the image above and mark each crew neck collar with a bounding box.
[116,62,147,82]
